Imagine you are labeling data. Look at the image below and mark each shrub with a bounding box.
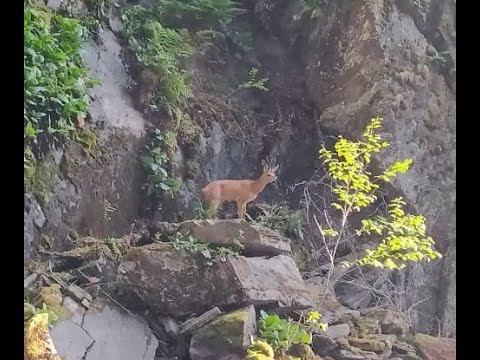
[356,198,442,269]
[24,6,95,147]
[315,116,441,278]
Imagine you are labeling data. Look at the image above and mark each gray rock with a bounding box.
[118,242,312,315]
[179,307,222,335]
[413,333,456,360]
[51,320,94,360]
[362,309,410,336]
[177,219,291,256]
[312,334,338,356]
[356,317,381,337]
[326,323,350,339]
[272,0,456,336]
[83,30,145,139]
[160,316,180,337]
[24,194,46,259]
[24,272,38,289]
[46,0,86,13]
[107,6,123,34]
[334,280,373,310]
[392,340,416,355]
[337,349,378,360]
[347,338,386,353]
[51,297,158,360]
[226,255,312,310]
[190,306,256,360]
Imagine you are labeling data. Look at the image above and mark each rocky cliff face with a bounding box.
[24,220,456,360]
[25,0,455,346]
[259,0,456,336]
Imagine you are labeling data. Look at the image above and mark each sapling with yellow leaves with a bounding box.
[316,116,441,285]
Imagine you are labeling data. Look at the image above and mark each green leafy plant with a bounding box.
[355,198,441,269]
[194,200,218,219]
[24,289,60,326]
[105,236,123,258]
[256,204,301,238]
[24,301,59,326]
[241,68,269,92]
[141,129,181,196]
[226,67,269,99]
[122,5,194,108]
[315,116,441,287]
[24,6,95,146]
[169,232,244,265]
[257,310,327,356]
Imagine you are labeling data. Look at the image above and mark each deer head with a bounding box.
[261,162,279,183]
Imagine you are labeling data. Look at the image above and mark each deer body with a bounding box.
[201,165,278,219]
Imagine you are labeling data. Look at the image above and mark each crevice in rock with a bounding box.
[80,338,96,360]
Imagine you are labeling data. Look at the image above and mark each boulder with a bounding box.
[337,349,379,360]
[304,276,358,325]
[326,323,350,339]
[362,309,410,336]
[190,306,256,360]
[367,334,396,348]
[355,317,381,337]
[159,316,180,337]
[312,334,338,356]
[347,338,386,353]
[413,333,456,360]
[177,219,291,256]
[117,242,312,315]
[288,344,323,359]
[51,297,157,360]
[392,340,416,355]
[179,307,222,335]
[226,255,312,310]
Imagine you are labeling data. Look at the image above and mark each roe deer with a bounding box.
[201,164,279,219]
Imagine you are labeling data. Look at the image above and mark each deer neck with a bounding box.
[251,176,269,195]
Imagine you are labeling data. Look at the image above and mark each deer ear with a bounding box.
[272,165,279,172]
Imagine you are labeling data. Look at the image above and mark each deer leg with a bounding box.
[236,201,245,219]
[242,202,247,220]
[209,201,220,219]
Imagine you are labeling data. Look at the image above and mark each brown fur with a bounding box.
[201,165,278,219]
